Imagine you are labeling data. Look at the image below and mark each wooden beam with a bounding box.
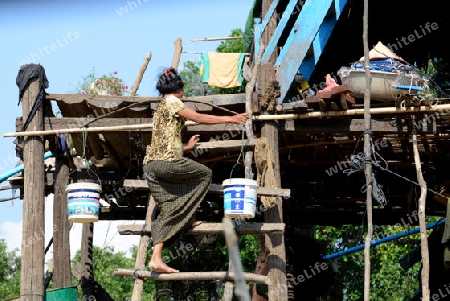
[261,0,296,64]
[276,0,334,100]
[281,118,435,134]
[299,0,349,80]
[122,179,291,198]
[114,269,268,284]
[52,156,72,288]
[80,223,95,299]
[118,222,285,236]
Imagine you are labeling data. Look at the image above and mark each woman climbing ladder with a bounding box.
[143,67,248,273]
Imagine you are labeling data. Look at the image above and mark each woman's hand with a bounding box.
[229,113,249,125]
[184,134,200,153]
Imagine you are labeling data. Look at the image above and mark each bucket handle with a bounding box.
[67,167,102,186]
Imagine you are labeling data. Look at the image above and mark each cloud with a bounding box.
[1,195,143,264]
[0,220,22,253]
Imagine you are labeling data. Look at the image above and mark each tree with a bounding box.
[0,239,21,300]
[179,61,209,97]
[315,220,445,300]
[71,245,156,300]
[149,234,260,300]
[212,28,247,95]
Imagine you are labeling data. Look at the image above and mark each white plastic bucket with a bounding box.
[66,182,102,223]
[222,178,258,218]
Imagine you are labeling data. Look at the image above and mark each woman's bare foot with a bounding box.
[148,260,179,273]
[192,220,202,227]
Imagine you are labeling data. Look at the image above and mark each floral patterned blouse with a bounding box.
[143,95,186,164]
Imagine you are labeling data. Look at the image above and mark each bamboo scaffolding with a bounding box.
[6,104,450,138]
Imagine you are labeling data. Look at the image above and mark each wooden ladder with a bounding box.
[113,181,290,300]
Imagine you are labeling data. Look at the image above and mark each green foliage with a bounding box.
[72,245,156,300]
[315,221,443,300]
[149,234,260,299]
[429,58,450,97]
[216,29,246,53]
[0,239,21,300]
[212,28,247,95]
[179,61,209,97]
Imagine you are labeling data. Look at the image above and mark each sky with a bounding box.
[0,0,255,260]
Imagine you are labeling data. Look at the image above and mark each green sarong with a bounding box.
[143,158,212,245]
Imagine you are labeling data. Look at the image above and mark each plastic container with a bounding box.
[66,182,102,223]
[222,178,258,218]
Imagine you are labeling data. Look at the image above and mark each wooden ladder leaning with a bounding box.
[113,181,290,300]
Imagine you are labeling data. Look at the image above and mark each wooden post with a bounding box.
[81,223,95,300]
[260,0,287,299]
[412,125,430,300]
[20,68,46,301]
[53,156,72,288]
[131,195,156,301]
[362,1,373,300]
[129,52,152,96]
[171,38,183,70]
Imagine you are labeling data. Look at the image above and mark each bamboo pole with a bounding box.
[412,125,430,300]
[191,36,243,42]
[362,0,373,300]
[113,269,268,284]
[5,103,450,138]
[131,195,155,301]
[223,217,251,301]
[252,104,450,120]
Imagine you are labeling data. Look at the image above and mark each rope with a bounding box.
[229,126,246,179]
[133,269,142,279]
[343,134,449,206]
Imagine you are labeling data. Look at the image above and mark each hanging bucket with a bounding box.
[66,182,102,223]
[222,178,258,218]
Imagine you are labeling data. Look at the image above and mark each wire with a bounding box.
[229,126,246,179]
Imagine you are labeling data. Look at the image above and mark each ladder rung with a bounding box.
[118,222,285,236]
[113,268,268,284]
[122,179,291,198]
